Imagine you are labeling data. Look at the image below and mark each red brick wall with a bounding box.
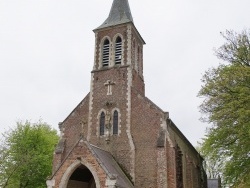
[131,27,144,78]
[166,139,177,188]
[89,66,133,175]
[131,89,163,187]
[53,142,107,188]
[61,95,90,161]
[167,121,205,188]
[131,69,145,95]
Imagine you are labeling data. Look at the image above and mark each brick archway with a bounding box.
[59,160,100,188]
[67,165,96,188]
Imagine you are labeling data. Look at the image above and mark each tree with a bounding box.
[198,30,250,187]
[0,120,59,188]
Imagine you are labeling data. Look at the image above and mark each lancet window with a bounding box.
[115,37,122,65]
[100,112,105,136]
[102,39,110,67]
[113,110,118,134]
[175,145,183,188]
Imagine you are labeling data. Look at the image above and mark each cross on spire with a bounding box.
[104,80,115,95]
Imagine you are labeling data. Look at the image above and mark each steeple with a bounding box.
[96,0,134,30]
[92,0,145,93]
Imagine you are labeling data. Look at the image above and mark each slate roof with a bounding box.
[208,179,220,188]
[88,144,134,188]
[95,0,133,30]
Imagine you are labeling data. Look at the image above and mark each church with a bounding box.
[47,0,207,187]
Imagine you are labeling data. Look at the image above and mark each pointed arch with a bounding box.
[113,110,119,134]
[175,144,183,188]
[115,36,122,65]
[100,112,105,136]
[102,38,110,67]
[59,160,100,188]
[111,108,121,135]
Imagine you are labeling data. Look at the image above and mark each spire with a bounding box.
[95,0,134,30]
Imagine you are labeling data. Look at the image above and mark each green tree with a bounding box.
[0,120,59,188]
[198,30,250,187]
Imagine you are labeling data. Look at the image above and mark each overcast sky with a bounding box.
[0,0,249,146]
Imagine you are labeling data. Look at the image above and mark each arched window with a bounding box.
[113,110,118,134]
[100,112,105,136]
[175,145,183,188]
[115,37,122,65]
[102,39,110,67]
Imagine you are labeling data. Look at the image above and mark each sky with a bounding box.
[0,0,249,146]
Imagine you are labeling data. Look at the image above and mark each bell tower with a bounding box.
[92,0,145,87]
[87,0,145,180]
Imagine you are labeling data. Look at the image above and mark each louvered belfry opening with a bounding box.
[102,39,110,67]
[115,37,122,64]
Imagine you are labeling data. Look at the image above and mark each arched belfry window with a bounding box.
[102,39,110,67]
[115,37,122,65]
[100,112,105,136]
[113,110,118,134]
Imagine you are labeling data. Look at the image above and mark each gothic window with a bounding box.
[175,145,183,188]
[113,110,118,134]
[115,36,122,65]
[102,39,110,67]
[100,112,105,136]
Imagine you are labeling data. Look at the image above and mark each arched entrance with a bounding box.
[67,165,96,188]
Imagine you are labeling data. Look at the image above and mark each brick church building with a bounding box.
[47,0,207,187]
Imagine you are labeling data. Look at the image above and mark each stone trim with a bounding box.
[126,66,135,181]
[127,25,132,65]
[96,108,107,137]
[46,179,55,188]
[125,24,136,181]
[105,178,117,188]
[59,160,101,188]
[157,148,167,188]
[91,65,129,73]
[87,73,94,141]
[98,36,112,69]
[138,44,143,78]
[112,33,125,66]
[111,107,122,136]
[93,32,98,70]
[157,113,168,147]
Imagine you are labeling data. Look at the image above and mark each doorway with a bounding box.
[67,165,96,188]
